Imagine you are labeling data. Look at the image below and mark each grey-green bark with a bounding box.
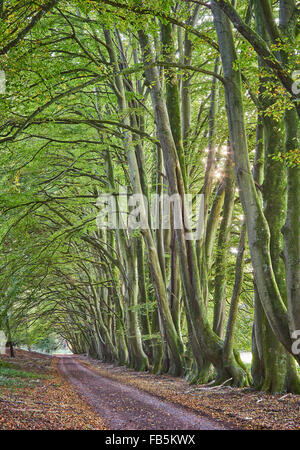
[211,0,299,365]
[139,26,248,386]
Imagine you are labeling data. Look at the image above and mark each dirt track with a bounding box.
[58,356,229,430]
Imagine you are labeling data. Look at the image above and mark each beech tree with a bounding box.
[0,0,299,393]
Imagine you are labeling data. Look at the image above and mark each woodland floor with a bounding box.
[0,350,106,429]
[0,350,299,430]
[75,355,300,431]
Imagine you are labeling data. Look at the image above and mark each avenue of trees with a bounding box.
[0,0,299,393]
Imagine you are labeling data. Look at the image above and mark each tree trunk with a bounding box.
[211,0,298,364]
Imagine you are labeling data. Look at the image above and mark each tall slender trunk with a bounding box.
[139,28,248,386]
[104,28,184,375]
[211,1,298,364]
[213,148,235,338]
[252,0,300,393]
